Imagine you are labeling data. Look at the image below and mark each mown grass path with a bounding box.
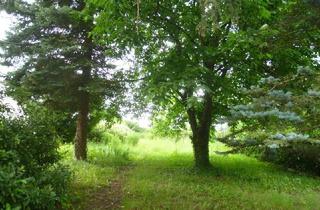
[84,166,133,210]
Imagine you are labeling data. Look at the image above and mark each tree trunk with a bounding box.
[187,92,213,169]
[74,20,93,160]
[74,92,89,160]
[192,133,211,169]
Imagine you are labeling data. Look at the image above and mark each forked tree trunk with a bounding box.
[187,92,213,169]
[74,92,90,160]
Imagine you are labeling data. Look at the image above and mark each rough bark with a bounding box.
[74,24,92,160]
[187,92,213,169]
[74,93,90,160]
[192,133,211,169]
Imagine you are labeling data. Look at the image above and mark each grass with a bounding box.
[124,138,320,210]
[60,143,130,209]
[61,128,320,210]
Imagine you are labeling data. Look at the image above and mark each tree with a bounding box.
[230,66,320,140]
[219,0,320,142]
[0,0,125,160]
[91,0,303,169]
[215,1,320,173]
[216,66,320,174]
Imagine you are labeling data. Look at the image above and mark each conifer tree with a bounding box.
[229,66,320,143]
[0,0,124,160]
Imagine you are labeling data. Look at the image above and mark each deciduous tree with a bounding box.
[91,0,303,168]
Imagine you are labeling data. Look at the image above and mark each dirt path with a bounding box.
[84,166,132,210]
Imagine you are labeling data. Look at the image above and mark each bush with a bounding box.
[229,139,320,175]
[0,166,56,210]
[23,103,76,143]
[88,124,124,144]
[0,103,71,209]
[219,132,320,175]
[0,163,71,210]
[88,122,142,146]
[88,124,107,143]
[262,141,320,175]
[125,121,144,133]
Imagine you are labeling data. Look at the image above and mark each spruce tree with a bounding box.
[229,66,320,142]
[0,0,124,160]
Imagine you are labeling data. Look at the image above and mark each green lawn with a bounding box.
[62,135,320,210]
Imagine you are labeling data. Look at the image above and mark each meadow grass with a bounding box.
[125,137,320,210]
[61,131,320,210]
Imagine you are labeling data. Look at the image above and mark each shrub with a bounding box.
[88,124,107,143]
[0,163,71,210]
[262,140,320,174]
[0,103,71,209]
[89,122,143,146]
[125,121,144,133]
[219,130,320,175]
[23,103,76,143]
[221,137,320,175]
[88,124,124,144]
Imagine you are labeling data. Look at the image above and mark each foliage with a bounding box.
[88,122,142,147]
[89,0,319,168]
[125,121,145,133]
[151,108,187,137]
[263,140,320,174]
[87,122,120,144]
[87,124,108,143]
[230,66,320,139]
[0,0,126,160]
[90,0,320,130]
[1,0,124,112]
[0,97,71,209]
[22,102,77,143]
[223,66,320,174]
